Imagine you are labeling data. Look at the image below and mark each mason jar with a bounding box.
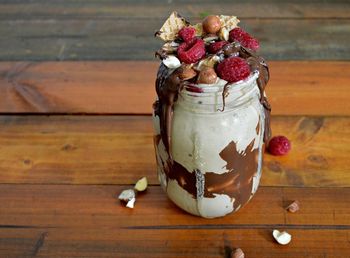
[153,71,266,218]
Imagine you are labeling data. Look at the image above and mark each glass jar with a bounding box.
[153,71,266,218]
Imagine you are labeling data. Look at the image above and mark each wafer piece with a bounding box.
[156,11,189,41]
[219,15,240,31]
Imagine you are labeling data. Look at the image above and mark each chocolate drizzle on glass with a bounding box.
[154,64,185,159]
[162,139,258,209]
[219,42,272,142]
[154,41,271,156]
[153,15,271,208]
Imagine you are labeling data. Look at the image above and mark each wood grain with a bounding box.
[1,1,349,19]
[0,115,349,186]
[0,61,349,115]
[1,185,349,227]
[1,228,348,258]
[0,185,349,257]
[0,18,349,60]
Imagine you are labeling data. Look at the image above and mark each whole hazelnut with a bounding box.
[202,15,221,34]
[197,67,217,84]
[179,66,197,80]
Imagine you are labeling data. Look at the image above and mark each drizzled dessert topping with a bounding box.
[152,13,273,215]
[154,12,272,157]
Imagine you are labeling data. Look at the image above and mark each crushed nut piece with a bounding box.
[126,197,136,209]
[192,23,203,37]
[273,229,292,245]
[118,189,135,202]
[218,27,229,41]
[162,41,179,53]
[286,200,300,213]
[179,65,197,80]
[134,177,148,192]
[195,55,221,71]
[203,34,219,43]
[232,248,244,258]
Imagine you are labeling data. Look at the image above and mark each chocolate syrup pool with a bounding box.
[153,43,271,218]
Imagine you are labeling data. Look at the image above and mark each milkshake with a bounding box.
[153,12,271,218]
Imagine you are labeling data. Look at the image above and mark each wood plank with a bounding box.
[0,1,349,19]
[1,228,348,258]
[0,185,349,257]
[0,19,349,60]
[0,115,349,186]
[0,185,349,227]
[0,61,349,115]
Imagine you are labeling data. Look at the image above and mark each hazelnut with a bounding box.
[197,67,217,84]
[118,189,135,202]
[272,229,292,245]
[202,15,221,34]
[232,248,244,258]
[134,177,148,192]
[285,200,300,213]
[126,198,136,209]
[179,66,197,80]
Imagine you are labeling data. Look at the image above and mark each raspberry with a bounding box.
[177,38,206,64]
[207,41,229,54]
[178,27,196,42]
[229,27,260,51]
[216,57,250,83]
[267,136,291,156]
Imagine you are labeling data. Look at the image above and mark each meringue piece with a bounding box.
[163,55,181,69]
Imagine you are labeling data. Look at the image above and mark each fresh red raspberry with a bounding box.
[216,57,250,83]
[177,38,206,64]
[229,27,260,51]
[178,27,196,42]
[267,136,291,156]
[207,41,229,54]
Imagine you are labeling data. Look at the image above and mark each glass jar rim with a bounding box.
[183,71,259,96]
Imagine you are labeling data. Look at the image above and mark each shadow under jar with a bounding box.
[153,71,267,218]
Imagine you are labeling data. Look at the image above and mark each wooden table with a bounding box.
[0,1,349,257]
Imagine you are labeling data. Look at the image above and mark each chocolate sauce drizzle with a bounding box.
[154,41,271,156]
[154,39,271,207]
[154,64,185,159]
[162,139,258,209]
